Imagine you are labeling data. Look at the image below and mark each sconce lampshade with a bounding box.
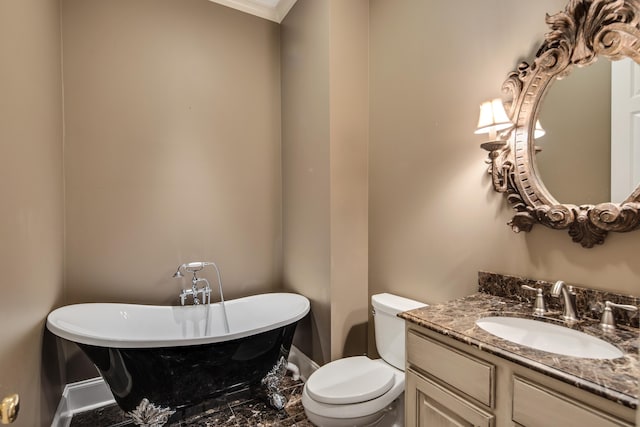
[474,98,513,136]
[534,120,545,139]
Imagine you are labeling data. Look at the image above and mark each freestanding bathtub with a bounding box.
[47,293,310,418]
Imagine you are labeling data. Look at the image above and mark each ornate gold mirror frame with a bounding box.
[485,0,640,248]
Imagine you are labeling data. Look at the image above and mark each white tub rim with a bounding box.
[46,292,310,348]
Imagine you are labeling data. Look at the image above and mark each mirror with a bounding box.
[481,0,640,247]
[535,60,611,205]
[536,57,640,205]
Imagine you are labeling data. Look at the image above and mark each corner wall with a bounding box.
[0,0,65,425]
[282,0,369,364]
[328,0,369,361]
[281,0,332,363]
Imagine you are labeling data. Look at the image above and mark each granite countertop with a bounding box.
[400,291,639,410]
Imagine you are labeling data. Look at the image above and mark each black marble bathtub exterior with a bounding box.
[400,273,639,410]
[70,375,312,427]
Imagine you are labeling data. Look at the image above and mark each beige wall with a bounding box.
[282,0,369,364]
[62,0,282,306]
[369,0,640,325]
[0,0,65,425]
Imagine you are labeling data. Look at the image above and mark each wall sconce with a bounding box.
[475,98,513,149]
[533,120,546,153]
[533,120,545,139]
[475,98,514,193]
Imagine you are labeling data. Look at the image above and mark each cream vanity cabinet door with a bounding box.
[406,368,495,427]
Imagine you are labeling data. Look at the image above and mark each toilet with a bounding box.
[302,293,427,427]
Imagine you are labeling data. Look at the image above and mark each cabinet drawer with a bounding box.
[512,376,634,427]
[407,329,495,407]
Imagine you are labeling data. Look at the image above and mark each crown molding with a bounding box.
[207,0,297,23]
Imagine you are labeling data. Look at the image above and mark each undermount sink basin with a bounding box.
[475,316,623,359]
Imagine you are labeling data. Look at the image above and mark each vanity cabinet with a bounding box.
[405,324,635,427]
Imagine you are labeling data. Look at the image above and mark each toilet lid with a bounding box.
[306,356,395,405]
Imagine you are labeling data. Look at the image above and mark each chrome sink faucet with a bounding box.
[550,280,579,322]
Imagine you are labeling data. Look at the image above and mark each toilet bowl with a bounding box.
[302,357,404,427]
[302,293,426,427]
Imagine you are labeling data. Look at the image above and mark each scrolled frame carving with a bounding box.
[487,0,640,248]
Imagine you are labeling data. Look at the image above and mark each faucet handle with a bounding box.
[521,285,548,317]
[179,288,194,306]
[600,301,639,332]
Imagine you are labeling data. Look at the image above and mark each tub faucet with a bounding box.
[550,280,579,322]
[173,262,216,305]
[172,261,230,332]
[179,274,211,305]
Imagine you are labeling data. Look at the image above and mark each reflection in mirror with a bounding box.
[536,60,611,205]
[611,57,640,203]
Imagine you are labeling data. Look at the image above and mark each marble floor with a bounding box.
[69,376,313,427]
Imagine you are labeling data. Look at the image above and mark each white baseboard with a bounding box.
[50,377,115,427]
[288,345,319,382]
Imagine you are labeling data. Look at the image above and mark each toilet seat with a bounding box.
[306,356,395,404]
[302,358,405,421]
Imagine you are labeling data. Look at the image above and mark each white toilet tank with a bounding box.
[372,293,427,371]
